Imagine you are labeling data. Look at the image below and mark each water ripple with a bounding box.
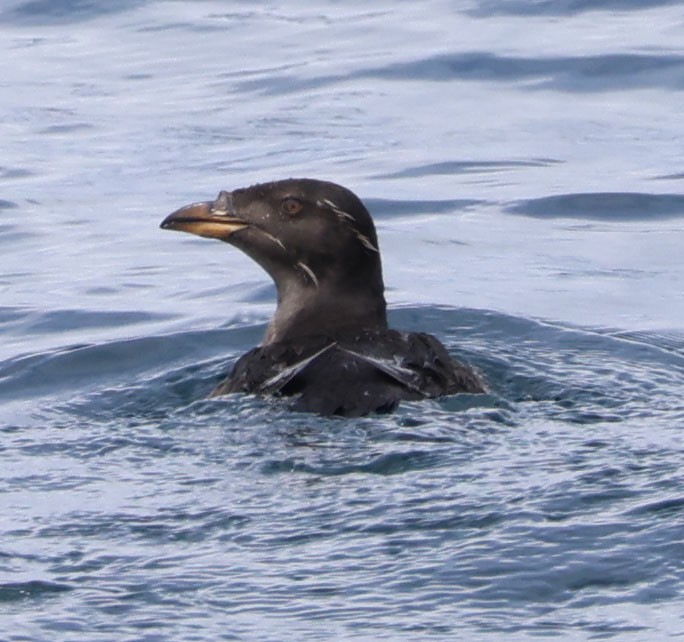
[0,0,146,24]
[374,158,562,180]
[356,52,684,92]
[507,192,684,220]
[2,1,684,639]
[471,0,683,17]
[0,580,72,602]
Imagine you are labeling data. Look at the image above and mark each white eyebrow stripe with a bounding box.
[297,261,319,288]
[319,198,355,222]
[317,198,378,253]
[355,232,379,253]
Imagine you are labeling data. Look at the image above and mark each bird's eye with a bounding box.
[281,197,303,216]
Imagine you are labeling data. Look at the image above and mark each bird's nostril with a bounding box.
[213,190,233,214]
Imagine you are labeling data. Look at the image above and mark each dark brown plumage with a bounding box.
[161,178,485,416]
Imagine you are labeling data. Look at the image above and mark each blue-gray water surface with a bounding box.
[1,1,684,640]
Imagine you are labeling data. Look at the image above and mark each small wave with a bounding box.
[355,52,684,92]
[37,122,94,135]
[365,198,483,218]
[0,580,72,602]
[470,0,682,17]
[0,222,34,243]
[626,496,684,518]
[0,166,32,180]
[0,327,244,403]
[507,192,684,220]
[0,0,145,25]
[16,307,173,334]
[261,449,443,477]
[374,159,562,180]
[652,172,684,181]
[609,329,684,358]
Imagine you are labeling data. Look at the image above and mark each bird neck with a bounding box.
[263,282,387,345]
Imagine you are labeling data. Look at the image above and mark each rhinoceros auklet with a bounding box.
[160,178,485,416]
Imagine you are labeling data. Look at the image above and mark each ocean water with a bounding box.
[2,1,684,640]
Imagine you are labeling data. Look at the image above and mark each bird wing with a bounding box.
[336,348,428,397]
[257,342,338,395]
